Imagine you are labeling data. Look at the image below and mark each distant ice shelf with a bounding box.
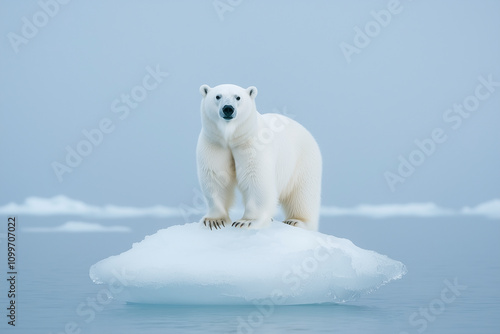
[89,222,406,305]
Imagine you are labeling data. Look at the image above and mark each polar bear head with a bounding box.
[199,84,258,125]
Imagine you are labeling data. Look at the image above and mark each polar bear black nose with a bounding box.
[222,105,234,117]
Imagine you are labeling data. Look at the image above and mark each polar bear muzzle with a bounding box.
[221,105,235,120]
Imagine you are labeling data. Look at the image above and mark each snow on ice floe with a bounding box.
[89,222,406,305]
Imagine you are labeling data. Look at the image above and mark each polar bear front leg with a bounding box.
[232,190,276,229]
[232,151,277,229]
[197,135,236,230]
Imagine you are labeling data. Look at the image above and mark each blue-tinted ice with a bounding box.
[90,222,406,304]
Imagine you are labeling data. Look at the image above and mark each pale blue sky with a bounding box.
[1,0,499,209]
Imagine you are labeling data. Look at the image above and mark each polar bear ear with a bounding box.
[246,86,258,99]
[200,84,211,97]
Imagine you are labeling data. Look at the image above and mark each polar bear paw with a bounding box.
[283,219,305,228]
[202,218,228,230]
[232,218,273,229]
[232,220,254,228]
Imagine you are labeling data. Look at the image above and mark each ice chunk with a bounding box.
[89,222,406,305]
[23,221,131,233]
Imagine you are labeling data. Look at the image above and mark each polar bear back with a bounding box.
[261,113,322,197]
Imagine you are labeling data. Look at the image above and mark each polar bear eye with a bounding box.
[236,96,240,101]
[216,95,221,100]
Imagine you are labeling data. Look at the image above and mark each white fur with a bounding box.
[197,84,322,230]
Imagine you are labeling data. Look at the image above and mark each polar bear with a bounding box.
[197,84,322,231]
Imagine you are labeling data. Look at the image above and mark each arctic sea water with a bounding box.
[1,216,498,334]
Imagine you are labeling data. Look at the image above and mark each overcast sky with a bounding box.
[1,0,499,210]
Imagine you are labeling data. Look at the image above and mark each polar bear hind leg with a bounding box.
[281,160,321,231]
